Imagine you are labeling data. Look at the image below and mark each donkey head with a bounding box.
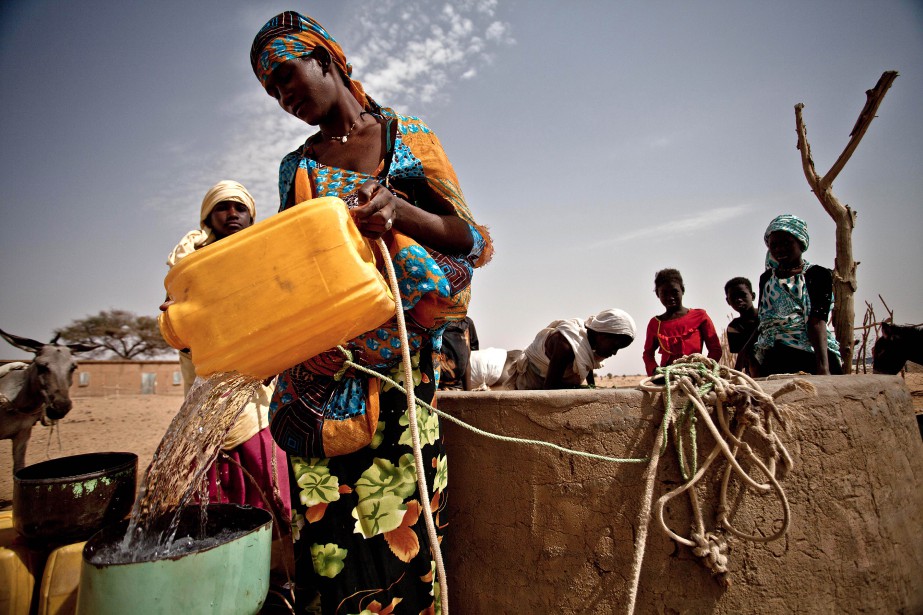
[872,322,908,375]
[0,328,97,419]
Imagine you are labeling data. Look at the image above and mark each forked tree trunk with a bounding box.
[794,70,898,373]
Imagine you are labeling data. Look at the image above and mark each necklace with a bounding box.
[322,111,367,143]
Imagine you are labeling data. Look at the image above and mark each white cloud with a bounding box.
[485,21,509,41]
[586,204,753,249]
[348,0,514,109]
[148,1,514,223]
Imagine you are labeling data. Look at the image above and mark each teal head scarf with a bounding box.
[764,214,809,251]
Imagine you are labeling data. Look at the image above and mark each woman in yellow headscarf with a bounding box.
[251,11,491,613]
[162,180,291,562]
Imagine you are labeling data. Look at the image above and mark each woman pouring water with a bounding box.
[250,11,492,613]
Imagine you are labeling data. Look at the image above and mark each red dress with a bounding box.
[642,308,722,376]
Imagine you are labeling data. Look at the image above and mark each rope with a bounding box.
[337,286,801,613]
[633,354,806,597]
[624,402,670,615]
[374,237,449,615]
[356,239,663,614]
[214,451,296,613]
[337,351,656,465]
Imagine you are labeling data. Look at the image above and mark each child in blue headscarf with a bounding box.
[752,214,842,376]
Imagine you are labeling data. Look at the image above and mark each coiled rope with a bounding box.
[625,354,809,615]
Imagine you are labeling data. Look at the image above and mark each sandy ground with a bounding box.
[0,394,182,508]
[2,372,921,508]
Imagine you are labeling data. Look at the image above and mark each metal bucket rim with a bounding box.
[14,451,138,484]
[82,503,273,567]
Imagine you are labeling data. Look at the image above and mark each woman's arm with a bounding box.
[701,314,723,362]
[642,318,659,377]
[804,266,834,375]
[543,331,576,389]
[807,316,831,375]
[352,179,474,255]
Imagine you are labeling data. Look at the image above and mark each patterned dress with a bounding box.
[269,109,490,614]
[753,262,840,374]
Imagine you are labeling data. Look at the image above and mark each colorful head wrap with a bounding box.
[764,214,809,252]
[200,180,256,230]
[250,11,370,108]
[585,308,637,340]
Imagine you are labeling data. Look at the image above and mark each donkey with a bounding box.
[873,322,923,440]
[872,322,923,375]
[0,328,96,473]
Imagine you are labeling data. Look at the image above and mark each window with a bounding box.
[173,371,182,386]
[78,372,90,387]
[141,373,157,395]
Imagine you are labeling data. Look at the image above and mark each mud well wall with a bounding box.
[438,375,922,614]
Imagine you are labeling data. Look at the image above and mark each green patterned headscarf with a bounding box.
[764,214,809,251]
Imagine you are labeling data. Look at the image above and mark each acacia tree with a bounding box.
[55,309,173,359]
[794,70,898,373]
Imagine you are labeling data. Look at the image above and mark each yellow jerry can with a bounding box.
[37,541,86,615]
[0,511,37,615]
[159,197,395,379]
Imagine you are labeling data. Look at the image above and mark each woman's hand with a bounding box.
[351,179,398,240]
[352,178,474,255]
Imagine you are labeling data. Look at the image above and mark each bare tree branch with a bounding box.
[825,71,899,186]
[793,71,898,373]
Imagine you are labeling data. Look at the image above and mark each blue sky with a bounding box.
[1,0,921,375]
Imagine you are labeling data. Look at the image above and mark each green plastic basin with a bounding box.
[77,504,272,615]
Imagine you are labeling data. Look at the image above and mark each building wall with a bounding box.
[438,376,923,614]
[0,359,186,397]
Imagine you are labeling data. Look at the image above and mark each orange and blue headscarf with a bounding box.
[250,11,370,109]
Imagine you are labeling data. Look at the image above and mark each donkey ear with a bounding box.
[880,322,893,338]
[0,328,45,353]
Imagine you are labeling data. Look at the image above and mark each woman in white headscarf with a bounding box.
[159,180,291,551]
[165,180,257,269]
[513,308,636,389]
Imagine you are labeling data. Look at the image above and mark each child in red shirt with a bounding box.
[642,268,723,376]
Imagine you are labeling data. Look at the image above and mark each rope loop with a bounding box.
[332,345,353,381]
[636,353,810,592]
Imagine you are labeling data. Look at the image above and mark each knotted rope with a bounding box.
[625,354,809,613]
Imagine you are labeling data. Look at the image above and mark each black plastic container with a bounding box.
[13,451,138,546]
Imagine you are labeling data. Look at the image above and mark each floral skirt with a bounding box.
[288,347,447,615]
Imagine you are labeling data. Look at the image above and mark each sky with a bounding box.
[1,0,921,376]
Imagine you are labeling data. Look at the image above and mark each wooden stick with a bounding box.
[794,71,899,373]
